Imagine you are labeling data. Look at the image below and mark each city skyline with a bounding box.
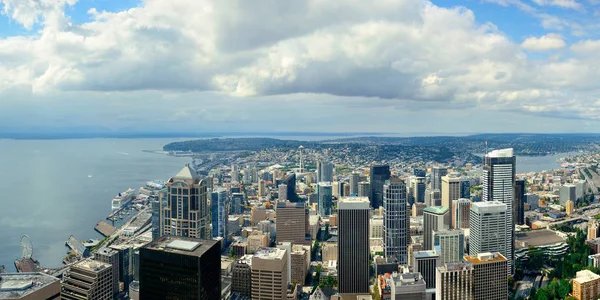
[2,0,600,134]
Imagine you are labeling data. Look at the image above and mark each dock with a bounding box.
[65,235,89,257]
[95,221,117,237]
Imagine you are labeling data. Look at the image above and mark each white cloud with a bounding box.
[532,0,582,9]
[1,0,600,132]
[521,33,566,51]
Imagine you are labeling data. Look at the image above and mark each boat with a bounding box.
[111,188,135,210]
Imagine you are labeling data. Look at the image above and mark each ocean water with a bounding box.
[0,138,192,271]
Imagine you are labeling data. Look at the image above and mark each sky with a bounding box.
[1,0,600,135]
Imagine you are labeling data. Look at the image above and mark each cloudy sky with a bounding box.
[1,0,600,135]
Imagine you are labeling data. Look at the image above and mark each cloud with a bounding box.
[532,0,582,9]
[521,33,566,51]
[1,0,600,132]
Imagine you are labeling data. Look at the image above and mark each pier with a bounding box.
[95,220,117,237]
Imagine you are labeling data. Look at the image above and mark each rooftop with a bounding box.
[73,259,112,273]
[338,196,370,210]
[486,148,514,158]
[413,250,439,259]
[423,206,448,214]
[515,230,566,249]
[574,270,600,284]
[254,247,287,260]
[0,272,59,298]
[464,252,507,264]
[143,236,219,257]
[173,164,199,180]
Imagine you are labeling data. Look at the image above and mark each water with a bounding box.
[0,138,191,271]
[516,152,575,173]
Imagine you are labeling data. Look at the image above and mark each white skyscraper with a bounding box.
[383,179,408,264]
[482,148,515,274]
[433,229,465,264]
[469,201,509,275]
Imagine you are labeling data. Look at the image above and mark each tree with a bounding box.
[558,278,571,299]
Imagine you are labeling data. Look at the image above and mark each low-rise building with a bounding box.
[247,232,269,254]
[0,272,60,300]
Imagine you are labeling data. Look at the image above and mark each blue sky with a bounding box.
[1,0,600,134]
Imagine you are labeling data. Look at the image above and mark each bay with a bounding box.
[0,138,191,271]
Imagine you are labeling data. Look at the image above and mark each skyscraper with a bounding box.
[258,179,266,197]
[338,197,370,294]
[515,179,525,225]
[411,177,426,204]
[460,178,471,199]
[251,248,289,299]
[433,229,465,264]
[350,172,360,195]
[276,202,309,245]
[140,236,220,300]
[370,165,391,208]
[413,250,441,290]
[436,261,474,300]
[423,206,450,250]
[318,161,334,183]
[317,182,333,216]
[432,167,448,191]
[482,148,515,273]
[285,173,298,202]
[560,184,577,206]
[383,179,408,264]
[358,181,371,198]
[469,202,508,270]
[61,259,113,300]
[451,198,471,229]
[278,183,288,201]
[211,188,228,245]
[441,176,460,209]
[464,252,508,300]
[232,255,252,298]
[231,192,244,215]
[161,164,210,239]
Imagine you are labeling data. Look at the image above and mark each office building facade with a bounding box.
[317,182,333,216]
[432,167,448,191]
[370,165,391,208]
[451,199,471,229]
[423,206,449,251]
[469,202,508,268]
[435,262,474,300]
[433,229,465,264]
[61,259,113,300]
[251,248,289,300]
[276,202,309,245]
[515,179,525,225]
[460,178,471,199]
[350,172,360,195]
[338,197,370,294]
[232,255,253,298]
[211,188,228,245]
[413,250,440,290]
[318,161,334,183]
[465,252,508,300]
[383,179,409,264]
[441,176,460,209]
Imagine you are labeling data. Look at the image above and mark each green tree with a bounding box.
[558,278,571,299]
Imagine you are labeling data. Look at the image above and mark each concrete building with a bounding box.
[560,184,577,206]
[572,270,600,300]
[276,202,310,245]
[412,250,440,290]
[589,220,600,240]
[291,246,309,286]
[322,242,338,263]
[247,231,269,254]
[464,252,508,300]
[231,193,244,215]
[139,236,221,300]
[371,216,384,240]
[251,247,289,300]
[383,179,408,264]
[426,189,442,207]
[338,197,370,294]
[358,181,371,198]
[258,179,266,197]
[482,149,515,274]
[279,183,288,201]
[469,202,508,269]
[161,164,211,239]
[412,203,426,217]
[388,271,427,300]
[231,255,253,298]
[211,188,229,245]
[0,272,60,300]
[61,259,113,300]
[317,182,333,217]
[525,193,539,210]
[451,199,470,229]
[92,247,120,298]
[441,176,460,209]
[566,200,575,215]
[350,172,361,195]
[432,167,448,191]
[370,165,391,209]
[433,229,465,264]
[435,262,474,300]
[423,206,450,250]
[318,161,334,183]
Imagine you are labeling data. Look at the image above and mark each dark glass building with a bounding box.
[460,178,471,199]
[514,179,525,225]
[139,236,221,300]
[370,165,390,208]
[285,173,298,202]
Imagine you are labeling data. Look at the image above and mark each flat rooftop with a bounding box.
[413,250,439,259]
[0,272,59,298]
[254,247,286,260]
[464,252,507,264]
[143,235,220,257]
[73,259,112,272]
[423,206,448,214]
[515,230,566,249]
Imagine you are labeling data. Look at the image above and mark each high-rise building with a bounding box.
[370,165,391,208]
[460,178,471,199]
[436,261,473,300]
[514,179,525,225]
[464,252,508,300]
[383,179,408,264]
[441,176,461,209]
[231,164,239,183]
[251,248,289,300]
[278,183,288,201]
[411,177,426,204]
[413,250,441,290]
[258,179,266,197]
[93,247,120,298]
[211,188,228,245]
[560,184,577,206]
[139,236,221,300]
[350,172,360,195]
[338,197,370,294]
[61,259,113,300]
[231,192,244,215]
[433,229,464,264]
[358,181,371,198]
[451,199,471,229]
[589,220,600,240]
[151,196,161,241]
[0,272,60,300]
[276,202,309,245]
[285,173,298,202]
[291,245,309,286]
[432,167,448,191]
[572,270,600,300]
[161,164,210,239]
[469,201,508,271]
[423,206,450,250]
[482,148,515,274]
[566,200,575,215]
[525,193,539,210]
[232,255,253,298]
[426,189,442,207]
[317,182,333,217]
[318,161,334,183]
[414,168,427,177]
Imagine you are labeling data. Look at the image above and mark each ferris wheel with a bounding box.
[20,235,33,259]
